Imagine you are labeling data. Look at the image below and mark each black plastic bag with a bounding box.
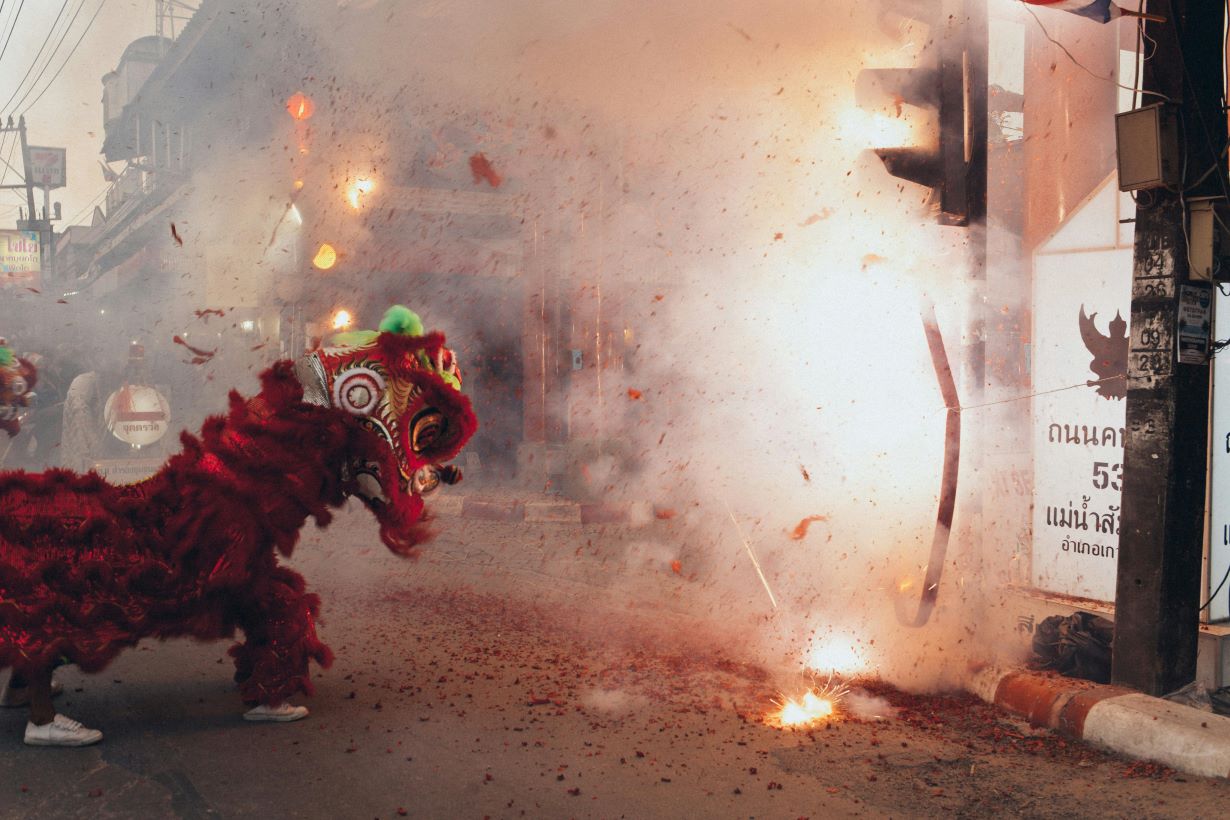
[1032,612,1114,683]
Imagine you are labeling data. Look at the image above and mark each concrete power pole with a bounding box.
[1113,2,1228,695]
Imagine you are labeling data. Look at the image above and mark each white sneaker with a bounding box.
[243,703,309,722]
[23,714,103,747]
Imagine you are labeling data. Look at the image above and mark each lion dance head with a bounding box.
[0,344,37,438]
[295,306,477,554]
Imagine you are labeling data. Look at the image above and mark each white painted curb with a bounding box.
[1083,693,1230,779]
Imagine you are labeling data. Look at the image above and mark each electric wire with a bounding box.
[0,0,26,73]
[13,0,92,118]
[0,0,73,118]
[64,182,108,227]
[1199,562,1230,613]
[19,0,108,116]
[1021,3,1172,102]
[9,0,89,115]
[1163,0,1230,206]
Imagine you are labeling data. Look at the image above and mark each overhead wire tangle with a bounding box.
[1162,0,1230,207]
[1022,3,1172,103]
[0,0,72,118]
[19,0,108,116]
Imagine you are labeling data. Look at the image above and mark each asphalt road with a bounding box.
[0,504,1226,819]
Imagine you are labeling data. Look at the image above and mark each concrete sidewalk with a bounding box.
[430,488,662,526]
[970,665,1230,779]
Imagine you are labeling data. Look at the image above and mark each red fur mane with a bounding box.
[0,360,442,704]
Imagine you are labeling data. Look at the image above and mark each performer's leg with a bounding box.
[230,571,332,722]
[2,669,63,707]
[27,667,54,726]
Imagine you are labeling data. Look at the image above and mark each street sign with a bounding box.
[1031,177,1132,602]
[104,384,171,446]
[28,146,65,189]
[0,229,40,289]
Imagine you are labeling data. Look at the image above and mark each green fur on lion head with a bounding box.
[378,305,424,336]
[0,346,13,368]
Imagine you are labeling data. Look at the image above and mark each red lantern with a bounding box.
[286,92,315,121]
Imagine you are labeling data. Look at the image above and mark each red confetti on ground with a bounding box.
[789,515,828,541]
[670,560,682,575]
[627,388,642,400]
[469,153,502,188]
[170,222,184,246]
[655,508,676,520]
[193,308,225,320]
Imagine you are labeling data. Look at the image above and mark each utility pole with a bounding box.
[0,117,54,285]
[1113,3,1227,695]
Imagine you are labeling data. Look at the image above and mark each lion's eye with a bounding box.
[410,409,446,453]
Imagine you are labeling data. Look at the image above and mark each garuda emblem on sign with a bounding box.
[1078,306,1127,400]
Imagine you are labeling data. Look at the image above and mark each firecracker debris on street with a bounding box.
[1,507,1224,819]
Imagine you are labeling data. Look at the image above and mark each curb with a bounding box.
[970,666,1230,779]
[434,494,662,527]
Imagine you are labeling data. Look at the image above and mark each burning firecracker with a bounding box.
[767,674,850,729]
[772,690,835,727]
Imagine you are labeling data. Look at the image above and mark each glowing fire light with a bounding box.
[331,309,353,330]
[312,243,337,270]
[286,91,315,121]
[834,105,930,151]
[774,690,836,727]
[346,177,375,209]
[804,639,867,677]
[768,671,850,729]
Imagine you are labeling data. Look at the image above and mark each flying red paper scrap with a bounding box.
[789,515,829,541]
[173,335,217,362]
[468,152,502,188]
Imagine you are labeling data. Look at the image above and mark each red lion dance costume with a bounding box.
[0,307,476,743]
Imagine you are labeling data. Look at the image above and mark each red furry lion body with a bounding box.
[0,360,431,705]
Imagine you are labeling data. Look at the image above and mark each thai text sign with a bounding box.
[28,146,65,189]
[1209,289,1230,620]
[1032,245,1132,602]
[0,230,40,289]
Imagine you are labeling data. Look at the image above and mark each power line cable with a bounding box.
[11,0,89,114]
[12,0,91,115]
[65,182,108,226]
[20,0,108,116]
[0,0,26,73]
[0,0,72,117]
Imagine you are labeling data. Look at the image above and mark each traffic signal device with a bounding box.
[856,0,987,226]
